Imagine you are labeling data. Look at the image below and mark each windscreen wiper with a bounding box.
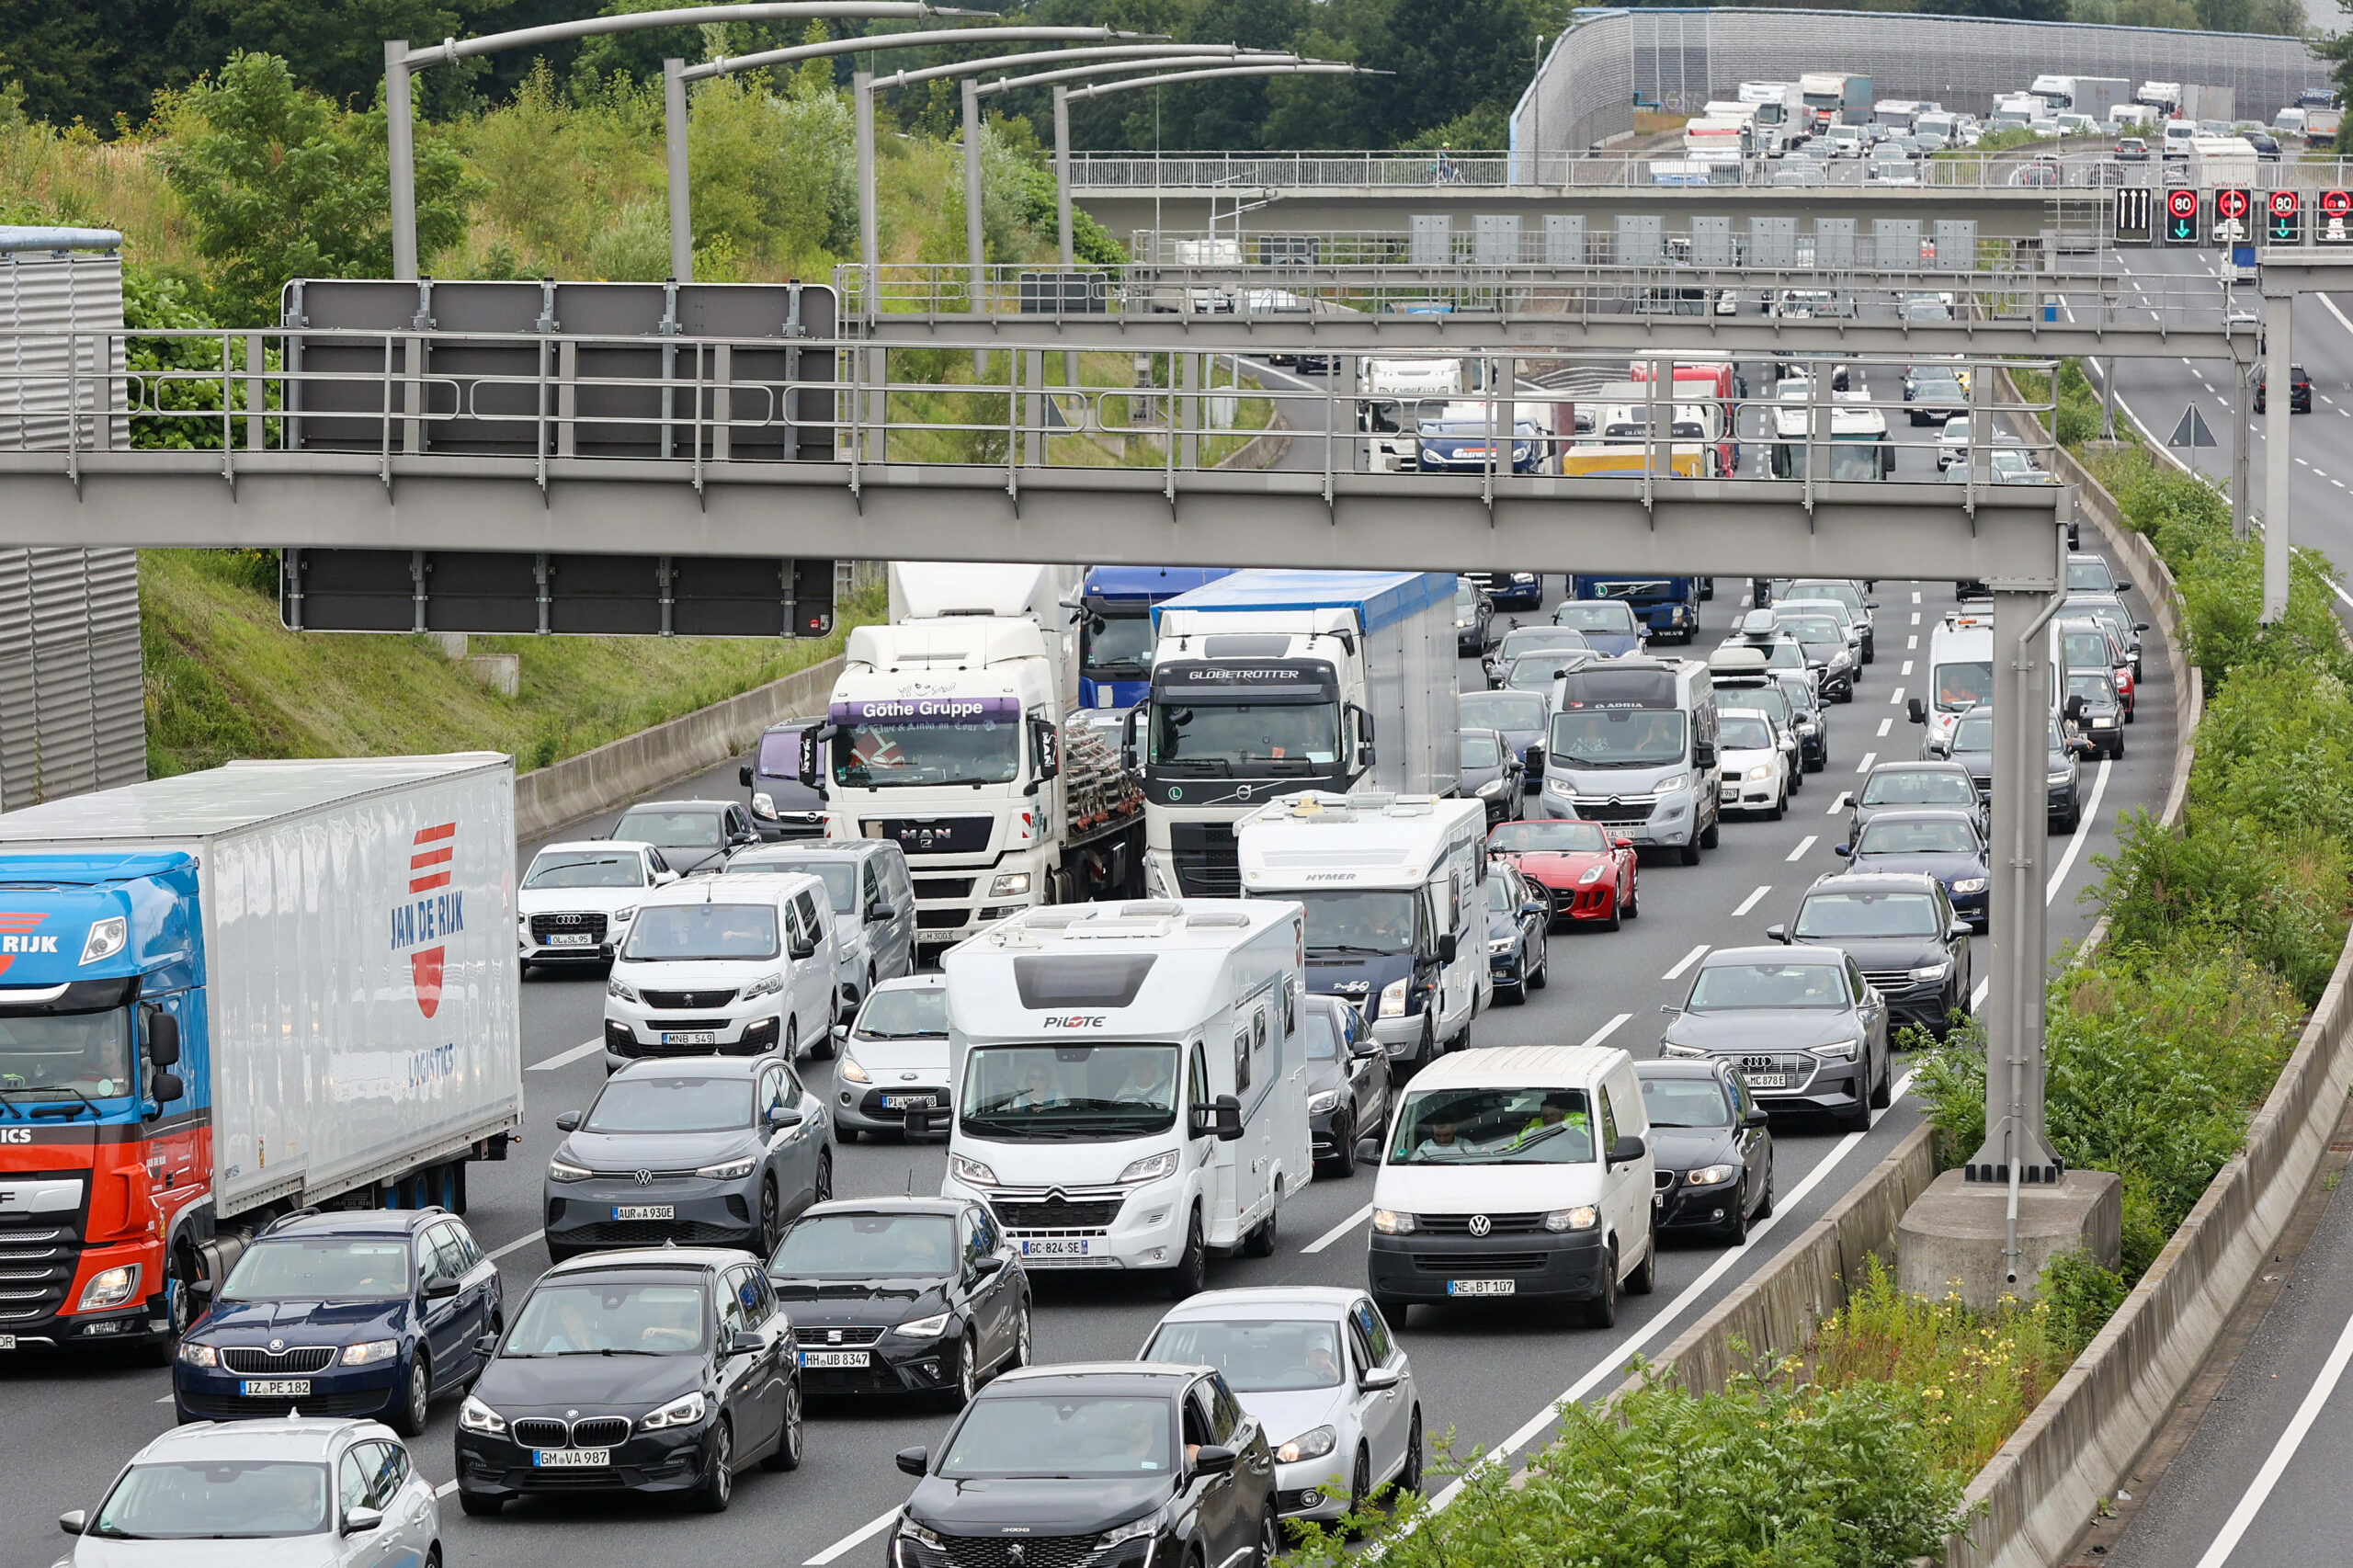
[1309,943,1393,958]
[26,1085,99,1119]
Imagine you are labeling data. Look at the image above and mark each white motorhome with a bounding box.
[1236,791,1493,1073]
[1361,1045,1655,1326]
[939,899,1311,1294]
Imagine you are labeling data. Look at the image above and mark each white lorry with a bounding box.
[888,562,1083,710]
[1236,791,1493,1073]
[1737,81,1805,153]
[2030,75,2130,122]
[938,898,1311,1294]
[1134,570,1460,900]
[1358,357,1465,472]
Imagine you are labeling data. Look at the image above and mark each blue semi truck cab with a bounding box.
[1077,566,1233,713]
[1571,575,1706,644]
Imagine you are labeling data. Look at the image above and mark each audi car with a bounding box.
[518,839,678,973]
[1659,946,1892,1131]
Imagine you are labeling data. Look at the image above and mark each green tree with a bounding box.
[163,51,474,323]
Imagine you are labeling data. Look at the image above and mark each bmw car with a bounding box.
[1835,809,1990,930]
[1551,599,1645,658]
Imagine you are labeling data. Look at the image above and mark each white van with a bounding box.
[1362,1045,1655,1326]
[602,870,840,1070]
[1235,791,1493,1074]
[939,899,1311,1296]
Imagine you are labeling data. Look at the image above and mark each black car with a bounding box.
[2253,364,2312,414]
[1454,578,1495,654]
[1768,870,1972,1039]
[1457,728,1524,827]
[742,718,830,839]
[891,1365,1279,1568]
[1462,571,1545,610]
[1768,611,1856,702]
[1836,808,1989,930]
[1771,670,1829,772]
[609,799,760,875]
[456,1248,803,1515]
[1483,858,1551,1005]
[1301,993,1389,1176]
[173,1208,502,1435]
[2063,671,2127,758]
[767,1199,1029,1409]
[1847,759,1986,847]
[1457,687,1548,789]
[1636,1061,1774,1244]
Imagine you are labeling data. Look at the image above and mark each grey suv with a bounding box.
[1659,946,1892,1131]
[1768,871,1972,1040]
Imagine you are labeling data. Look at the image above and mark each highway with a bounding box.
[0,512,2174,1566]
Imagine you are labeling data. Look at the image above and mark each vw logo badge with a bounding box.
[634,1169,654,1186]
[1468,1214,1492,1237]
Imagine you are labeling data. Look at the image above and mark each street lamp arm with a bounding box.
[975,51,1298,97]
[1065,62,1373,100]
[402,2,974,69]
[866,35,1177,91]
[685,25,1153,84]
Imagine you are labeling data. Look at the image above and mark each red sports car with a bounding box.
[1488,819,1641,930]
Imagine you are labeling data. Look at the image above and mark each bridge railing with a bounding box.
[1121,231,2076,272]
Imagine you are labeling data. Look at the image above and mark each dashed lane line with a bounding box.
[1826,791,1850,815]
[1662,944,1711,982]
[1786,836,1817,862]
[528,1038,601,1072]
[1579,1012,1634,1050]
[1855,752,1877,773]
[1732,885,1772,917]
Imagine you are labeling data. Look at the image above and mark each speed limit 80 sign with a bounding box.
[2269,189,2302,244]
[2165,187,2200,244]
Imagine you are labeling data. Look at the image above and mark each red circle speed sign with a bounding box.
[2217,188,2252,220]
[2325,189,2353,218]
[2168,188,2199,219]
[2272,190,2300,217]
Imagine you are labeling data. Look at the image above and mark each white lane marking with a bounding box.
[1910,611,1921,626]
[156,1393,173,1403]
[1911,591,1922,604]
[1900,660,1915,676]
[2317,291,2353,345]
[1579,1012,1634,1049]
[1877,718,1893,737]
[2186,1304,2353,1568]
[1855,752,1877,773]
[806,1506,906,1567]
[437,1481,458,1498]
[1786,836,1817,862]
[1732,885,1773,916]
[1662,944,1711,981]
[1889,687,1905,706]
[487,1230,547,1263]
[1906,634,1917,650]
[1826,791,1850,815]
[528,1038,601,1072]
[1304,1202,1377,1255]
[1423,1069,1918,1515]
[2046,759,2112,903]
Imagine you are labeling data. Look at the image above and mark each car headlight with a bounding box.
[1544,1206,1599,1232]
[549,1156,592,1182]
[1371,1208,1415,1234]
[1655,774,1688,793]
[2092,715,2117,728]
[1685,1165,1737,1187]
[1812,1039,1861,1060]
[1487,937,1513,954]
[341,1338,401,1366]
[1745,765,1773,781]
[77,1265,141,1311]
[989,872,1033,897]
[838,1053,871,1085]
[638,1391,708,1430]
[891,1312,954,1340]
[696,1154,759,1180]
[950,1154,998,1187]
[608,977,640,1004]
[2048,769,2075,786]
[1476,779,1503,798]
[1659,1040,1708,1059]
[176,1340,219,1368]
[460,1395,508,1436]
[1950,877,1988,894]
[81,915,127,967]
[1093,1515,1162,1552]
[742,971,786,1001]
[1910,960,1953,982]
[900,1518,946,1551]
[1378,976,1410,1019]
[614,905,637,923]
[1455,619,1472,630]
[1307,1089,1342,1115]
[1277,1426,1337,1464]
[1117,1149,1179,1185]
[752,791,776,817]
[1830,651,1852,669]
[1578,864,1606,885]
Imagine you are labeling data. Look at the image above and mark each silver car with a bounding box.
[59,1418,439,1568]
[1658,945,1892,1132]
[722,838,916,1012]
[1141,1287,1422,1523]
[832,974,951,1141]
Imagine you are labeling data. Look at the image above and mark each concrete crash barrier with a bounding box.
[515,655,845,842]
[1944,930,2353,1568]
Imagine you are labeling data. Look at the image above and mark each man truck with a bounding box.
[0,755,522,1362]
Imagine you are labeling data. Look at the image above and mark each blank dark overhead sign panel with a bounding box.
[282,551,835,639]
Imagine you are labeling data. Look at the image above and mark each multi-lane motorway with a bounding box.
[0,483,2173,1566]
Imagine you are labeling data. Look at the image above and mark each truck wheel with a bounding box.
[1242,1206,1278,1258]
[1167,1209,1207,1300]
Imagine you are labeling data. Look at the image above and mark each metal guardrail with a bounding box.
[0,326,2057,512]
[1124,231,2075,271]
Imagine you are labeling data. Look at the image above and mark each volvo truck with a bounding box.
[1135,571,1459,898]
[0,756,522,1362]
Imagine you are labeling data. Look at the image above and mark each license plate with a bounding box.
[534,1449,609,1468]
[0,1335,15,1350]
[611,1205,675,1221]
[881,1094,936,1110]
[661,1031,717,1046]
[1020,1238,1090,1258]
[241,1379,312,1397]
[800,1349,870,1368]
[545,932,594,947]
[1446,1279,1516,1297]
[1745,1074,1790,1089]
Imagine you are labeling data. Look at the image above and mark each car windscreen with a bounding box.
[1553,602,1640,635]
[1461,733,1504,767]
[1459,692,1547,733]
[2067,671,2116,703]
[93,1461,332,1540]
[2066,561,2116,593]
[1492,631,1586,663]
[505,1281,710,1357]
[854,985,948,1040]
[959,1043,1180,1137]
[1857,819,1978,855]
[1389,1085,1595,1165]
[1719,714,1775,752]
[939,1394,1176,1478]
[221,1237,414,1301]
[1484,875,1525,913]
[1952,714,1995,752]
[1144,1318,1347,1392]
[728,857,856,912]
[1084,612,1155,676]
[1686,962,1849,1009]
[621,903,779,961]
[1549,708,1688,768]
[615,809,724,848]
[1932,661,1995,713]
[1795,890,1943,937]
[2061,631,2115,669]
[771,1213,958,1278]
[1491,820,1608,853]
[1301,1006,1341,1061]
[585,1074,753,1134]
[527,850,645,890]
[1861,771,1976,807]
[1638,1076,1736,1129]
[1779,616,1841,644]
[756,727,809,777]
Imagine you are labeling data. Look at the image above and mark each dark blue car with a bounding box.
[173,1207,503,1435]
[1835,808,1991,930]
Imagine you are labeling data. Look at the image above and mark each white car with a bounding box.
[832,974,950,1141]
[1936,417,2024,472]
[1141,1287,1421,1522]
[603,871,840,1069]
[59,1418,439,1568]
[1716,708,1790,819]
[518,838,676,971]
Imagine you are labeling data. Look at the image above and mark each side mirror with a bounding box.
[831,1022,850,1042]
[797,724,835,791]
[1436,932,1458,964]
[1906,699,1926,724]
[1355,1133,1381,1165]
[473,1332,499,1358]
[189,1275,214,1300]
[144,1010,181,1068]
[1120,706,1142,773]
[148,1071,184,1108]
[1029,715,1063,784]
[895,1447,930,1478]
[972,1252,1006,1277]
[1608,1134,1647,1165]
[1215,1094,1245,1142]
[341,1507,385,1537]
[554,1110,583,1132]
[767,1106,804,1130]
[1191,1444,1238,1476]
[1612,836,1634,850]
[1692,741,1717,767]
[728,1329,764,1357]
[423,1275,463,1301]
[1520,901,1545,917]
[1833,844,1851,858]
[1865,599,1880,609]
[1351,1035,1381,1059]
[740,765,755,789]
[1765,923,1790,943]
[2114,580,2134,593]
[790,937,817,960]
[1950,920,1972,938]
[1742,1108,1770,1129]
[59,1511,86,1538]
[1658,1002,1682,1015]
[867,902,897,923]
[1359,1365,1403,1392]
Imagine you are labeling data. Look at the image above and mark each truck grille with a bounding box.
[0,1214,81,1324]
[991,1194,1124,1231]
[642,990,736,1010]
[1415,1211,1546,1234]
[531,912,608,941]
[1169,822,1239,897]
[916,909,972,930]
[222,1345,337,1376]
[867,817,994,856]
[914,877,975,900]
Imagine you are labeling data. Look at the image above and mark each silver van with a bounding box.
[722,838,917,1015]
